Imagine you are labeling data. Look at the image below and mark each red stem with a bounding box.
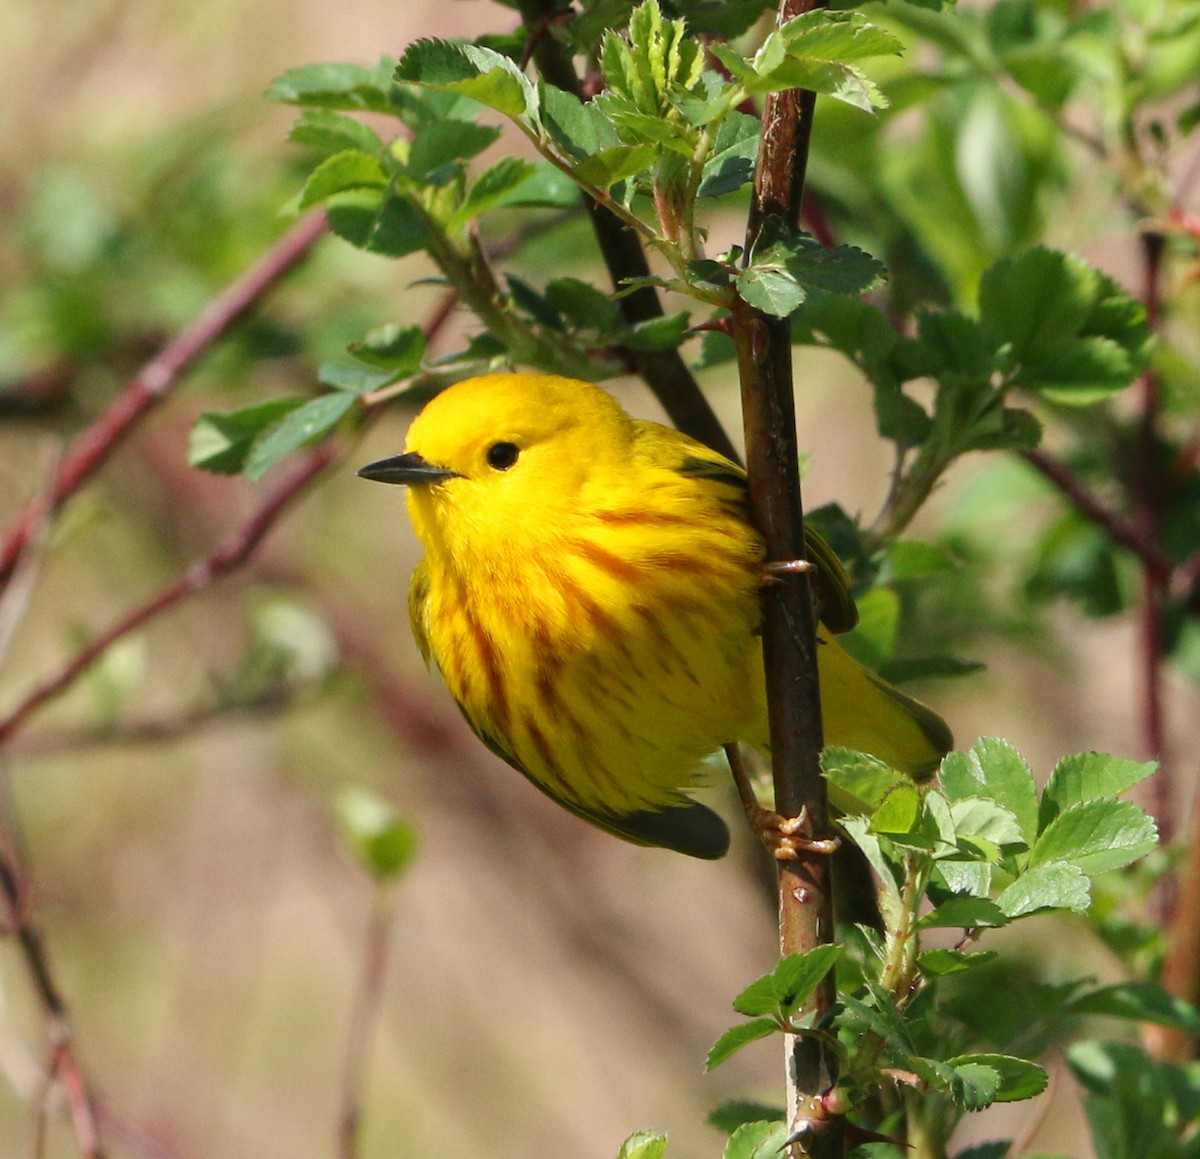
[0,210,328,594]
[0,447,334,747]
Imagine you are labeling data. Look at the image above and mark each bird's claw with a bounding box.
[761,558,814,585]
[751,805,840,861]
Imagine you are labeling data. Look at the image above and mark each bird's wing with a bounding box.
[670,441,859,634]
[452,694,730,859]
[407,559,434,667]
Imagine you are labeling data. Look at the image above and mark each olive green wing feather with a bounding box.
[408,559,434,667]
[673,446,858,634]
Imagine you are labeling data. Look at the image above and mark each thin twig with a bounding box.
[336,889,396,1159]
[0,447,335,748]
[1019,448,1174,583]
[0,853,105,1159]
[0,209,328,594]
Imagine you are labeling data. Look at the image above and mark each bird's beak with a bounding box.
[357,452,460,486]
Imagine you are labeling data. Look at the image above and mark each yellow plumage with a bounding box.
[360,372,951,859]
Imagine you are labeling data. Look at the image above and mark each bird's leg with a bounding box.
[724,743,840,861]
[761,557,813,585]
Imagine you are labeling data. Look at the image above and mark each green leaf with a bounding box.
[324,189,431,257]
[288,109,384,156]
[396,40,537,123]
[949,797,1026,858]
[1039,753,1157,831]
[1066,983,1200,1033]
[917,896,1009,930]
[997,861,1091,917]
[723,1120,789,1159]
[706,1102,785,1136]
[706,1019,779,1070]
[451,157,538,226]
[245,392,359,481]
[189,399,302,475]
[544,278,621,332]
[615,1130,668,1159]
[939,738,1040,846]
[870,783,924,837]
[777,9,906,63]
[735,265,806,316]
[623,312,691,352]
[299,150,387,210]
[823,748,912,815]
[732,946,841,1018]
[318,359,407,394]
[1029,799,1158,875]
[407,120,502,183]
[572,143,660,188]
[917,948,999,977]
[346,324,427,375]
[946,1053,1048,1105]
[540,82,621,158]
[979,248,1152,403]
[267,59,398,112]
[697,112,759,198]
[335,787,417,881]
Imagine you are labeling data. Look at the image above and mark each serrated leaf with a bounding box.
[706,1019,779,1070]
[870,783,924,837]
[917,896,1009,930]
[451,157,539,227]
[615,1130,668,1159]
[1065,983,1200,1033]
[736,265,806,316]
[245,392,358,481]
[396,40,537,123]
[189,399,302,475]
[823,748,911,815]
[347,324,427,375]
[573,143,660,188]
[997,861,1091,917]
[544,278,621,331]
[772,946,842,1016]
[934,859,993,897]
[840,816,903,925]
[288,109,383,156]
[623,312,691,352]
[267,60,398,112]
[318,359,406,394]
[540,82,621,158]
[723,1120,789,1159]
[1029,799,1158,875]
[407,120,501,183]
[335,787,417,881]
[917,948,999,976]
[939,738,1040,846]
[979,248,1151,403]
[949,797,1026,856]
[299,150,387,210]
[947,1054,1048,1104]
[698,112,758,198]
[324,189,431,257]
[706,1102,785,1135]
[777,10,906,62]
[1039,753,1157,831]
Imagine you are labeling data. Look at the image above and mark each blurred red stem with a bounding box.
[0,854,105,1159]
[0,446,335,747]
[336,889,395,1159]
[0,210,328,594]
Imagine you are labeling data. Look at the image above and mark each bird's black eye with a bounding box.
[486,441,520,471]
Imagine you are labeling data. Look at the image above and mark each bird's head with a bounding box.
[358,373,633,558]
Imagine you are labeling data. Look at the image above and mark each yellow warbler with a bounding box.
[359,373,951,859]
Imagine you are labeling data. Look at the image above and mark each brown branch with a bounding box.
[0,852,106,1159]
[513,0,741,463]
[0,446,335,748]
[0,209,328,594]
[730,0,838,1153]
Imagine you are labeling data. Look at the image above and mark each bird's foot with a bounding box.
[761,558,813,585]
[750,805,840,861]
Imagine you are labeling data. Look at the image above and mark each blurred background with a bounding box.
[0,1,1195,1157]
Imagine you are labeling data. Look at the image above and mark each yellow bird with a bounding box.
[359,373,951,859]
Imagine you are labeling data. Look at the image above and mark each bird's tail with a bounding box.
[818,635,952,778]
